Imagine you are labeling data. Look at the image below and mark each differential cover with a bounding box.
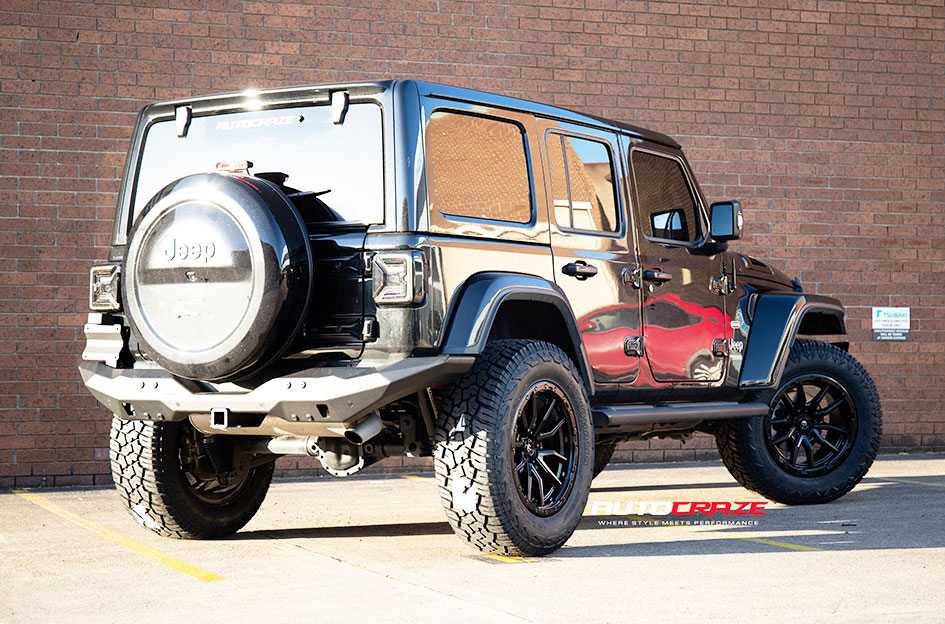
[123,173,312,381]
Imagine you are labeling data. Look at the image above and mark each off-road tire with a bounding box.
[593,440,617,478]
[715,340,882,505]
[433,340,593,556]
[110,417,273,539]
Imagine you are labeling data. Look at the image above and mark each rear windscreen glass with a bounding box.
[132,102,384,225]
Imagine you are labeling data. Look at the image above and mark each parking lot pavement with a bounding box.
[2,454,944,624]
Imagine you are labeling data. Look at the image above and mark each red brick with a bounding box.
[1,0,942,484]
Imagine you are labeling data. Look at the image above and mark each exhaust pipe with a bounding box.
[249,436,320,456]
[344,412,383,445]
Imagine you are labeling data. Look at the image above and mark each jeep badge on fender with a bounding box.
[79,80,881,556]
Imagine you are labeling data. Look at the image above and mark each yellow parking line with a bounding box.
[13,490,224,582]
[400,475,433,481]
[589,513,821,552]
[484,554,537,564]
[880,477,945,489]
[736,536,820,551]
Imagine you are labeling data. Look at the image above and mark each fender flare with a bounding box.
[440,272,594,393]
[738,292,845,389]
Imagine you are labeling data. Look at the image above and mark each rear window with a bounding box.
[132,102,384,225]
[427,111,532,224]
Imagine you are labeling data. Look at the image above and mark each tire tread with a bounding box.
[433,340,592,556]
[109,417,272,539]
[715,340,882,505]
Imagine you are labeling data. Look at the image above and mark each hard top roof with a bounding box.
[149,79,681,150]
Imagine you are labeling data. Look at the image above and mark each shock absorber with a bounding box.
[200,434,234,477]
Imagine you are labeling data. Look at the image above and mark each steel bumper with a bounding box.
[79,356,474,425]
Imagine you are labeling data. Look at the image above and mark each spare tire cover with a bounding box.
[123,173,312,381]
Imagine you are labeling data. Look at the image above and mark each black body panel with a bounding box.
[295,227,368,358]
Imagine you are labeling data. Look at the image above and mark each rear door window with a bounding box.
[546,133,619,234]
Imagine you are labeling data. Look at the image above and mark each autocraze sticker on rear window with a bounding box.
[215,115,296,131]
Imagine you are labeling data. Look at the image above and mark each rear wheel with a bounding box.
[715,340,882,505]
[110,417,273,538]
[434,340,593,556]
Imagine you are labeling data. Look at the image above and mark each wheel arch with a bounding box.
[797,309,848,351]
[738,292,846,389]
[440,272,594,394]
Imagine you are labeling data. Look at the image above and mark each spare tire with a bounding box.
[122,173,312,381]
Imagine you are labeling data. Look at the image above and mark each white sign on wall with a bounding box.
[872,307,910,341]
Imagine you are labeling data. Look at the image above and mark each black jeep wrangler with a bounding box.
[80,80,881,556]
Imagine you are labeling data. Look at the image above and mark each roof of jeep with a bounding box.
[413,80,681,149]
[148,79,681,150]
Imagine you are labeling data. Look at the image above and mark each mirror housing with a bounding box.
[710,200,743,242]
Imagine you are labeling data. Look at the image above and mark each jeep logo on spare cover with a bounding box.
[161,238,217,263]
[80,80,881,556]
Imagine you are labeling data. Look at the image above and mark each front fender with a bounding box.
[439,272,593,391]
[738,292,845,388]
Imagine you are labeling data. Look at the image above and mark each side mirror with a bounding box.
[710,200,743,242]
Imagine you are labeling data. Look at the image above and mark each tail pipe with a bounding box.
[344,412,383,445]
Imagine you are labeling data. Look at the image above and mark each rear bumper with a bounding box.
[79,356,474,428]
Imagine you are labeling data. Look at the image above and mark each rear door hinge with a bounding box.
[624,336,644,357]
[622,267,643,290]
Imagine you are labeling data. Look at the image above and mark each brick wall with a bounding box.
[1,1,943,486]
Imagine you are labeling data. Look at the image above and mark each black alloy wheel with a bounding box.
[714,340,882,505]
[177,425,253,505]
[766,374,857,478]
[512,382,578,516]
[433,339,594,556]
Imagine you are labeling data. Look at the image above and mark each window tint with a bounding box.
[427,111,532,224]
[632,151,701,243]
[547,134,618,233]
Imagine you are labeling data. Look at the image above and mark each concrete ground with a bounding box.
[2,454,943,624]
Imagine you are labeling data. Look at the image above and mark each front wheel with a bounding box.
[715,340,882,505]
[110,417,273,539]
[434,340,594,556]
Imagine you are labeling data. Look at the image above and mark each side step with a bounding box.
[592,401,769,430]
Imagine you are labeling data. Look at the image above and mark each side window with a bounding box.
[631,150,701,243]
[547,133,619,233]
[427,111,532,224]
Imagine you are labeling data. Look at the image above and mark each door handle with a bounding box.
[562,261,598,280]
[643,269,672,284]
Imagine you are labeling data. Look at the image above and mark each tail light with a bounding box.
[89,264,122,311]
[372,251,425,305]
